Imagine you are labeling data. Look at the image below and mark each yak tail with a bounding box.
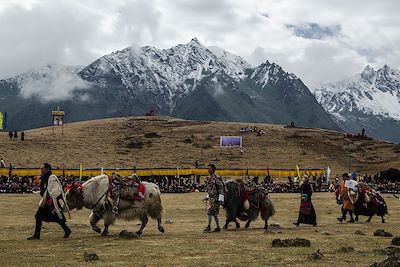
[383,205,389,216]
[263,198,275,219]
[146,193,163,220]
[378,205,389,217]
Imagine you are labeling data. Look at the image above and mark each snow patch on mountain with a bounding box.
[207,46,251,78]
[79,38,256,112]
[251,61,299,88]
[314,65,400,121]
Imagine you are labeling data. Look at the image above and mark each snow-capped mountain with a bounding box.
[0,38,338,132]
[251,61,303,97]
[80,38,250,112]
[314,65,400,142]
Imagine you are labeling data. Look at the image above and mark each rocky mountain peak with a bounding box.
[1,38,339,134]
[314,64,400,142]
[361,65,375,82]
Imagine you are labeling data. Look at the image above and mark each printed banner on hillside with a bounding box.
[219,136,242,148]
[0,112,3,130]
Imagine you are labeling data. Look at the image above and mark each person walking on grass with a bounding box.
[337,173,355,223]
[203,164,224,233]
[293,175,317,227]
[27,163,71,240]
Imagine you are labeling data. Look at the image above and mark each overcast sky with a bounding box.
[0,0,399,89]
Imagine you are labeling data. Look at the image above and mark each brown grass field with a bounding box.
[0,116,399,174]
[0,116,399,266]
[0,192,399,266]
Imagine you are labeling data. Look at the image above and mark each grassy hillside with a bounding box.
[0,116,399,175]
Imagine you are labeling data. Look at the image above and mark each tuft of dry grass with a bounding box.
[0,193,398,266]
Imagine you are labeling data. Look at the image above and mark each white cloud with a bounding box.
[21,65,91,102]
[0,0,399,90]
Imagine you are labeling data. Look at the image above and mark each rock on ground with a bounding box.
[374,229,393,237]
[119,230,140,239]
[272,238,311,247]
[84,252,99,262]
[392,237,400,246]
[337,247,355,253]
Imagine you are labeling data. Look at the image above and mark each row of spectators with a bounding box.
[240,126,266,136]
[0,175,37,193]
[1,174,399,194]
[0,174,79,193]
[141,175,206,193]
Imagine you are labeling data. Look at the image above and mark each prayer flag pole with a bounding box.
[296,164,301,178]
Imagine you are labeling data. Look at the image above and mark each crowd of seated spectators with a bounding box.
[1,174,399,194]
[240,126,266,136]
[258,175,331,193]
[343,128,369,140]
[0,175,37,193]
[142,175,206,193]
[356,174,400,193]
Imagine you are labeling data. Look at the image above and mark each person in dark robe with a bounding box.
[27,163,71,240]
[293,175,317,227]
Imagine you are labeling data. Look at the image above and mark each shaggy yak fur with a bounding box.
[66,174,164,236]
[354,191,388,223]
[223,180,275,230]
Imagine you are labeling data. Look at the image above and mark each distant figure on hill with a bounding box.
[257,129,266,136]
[361,128,365,137]
[290,121,295,127]
[8,131,13,140]
[145,110,156,116]
[0,158,6,168]
[13,131,18,140]
[21,131,25,141]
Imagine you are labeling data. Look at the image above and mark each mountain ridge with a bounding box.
[314,64,400,142]
[1,38,338,132]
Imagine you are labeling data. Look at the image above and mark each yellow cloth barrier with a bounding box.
[0,112,3,130]
[0,168,325,177]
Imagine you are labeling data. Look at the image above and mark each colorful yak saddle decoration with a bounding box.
[110,174,145,214]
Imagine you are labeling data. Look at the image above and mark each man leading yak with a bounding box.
[337,173,355,223]
[27,163,71,240]
[203,163,224,233]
